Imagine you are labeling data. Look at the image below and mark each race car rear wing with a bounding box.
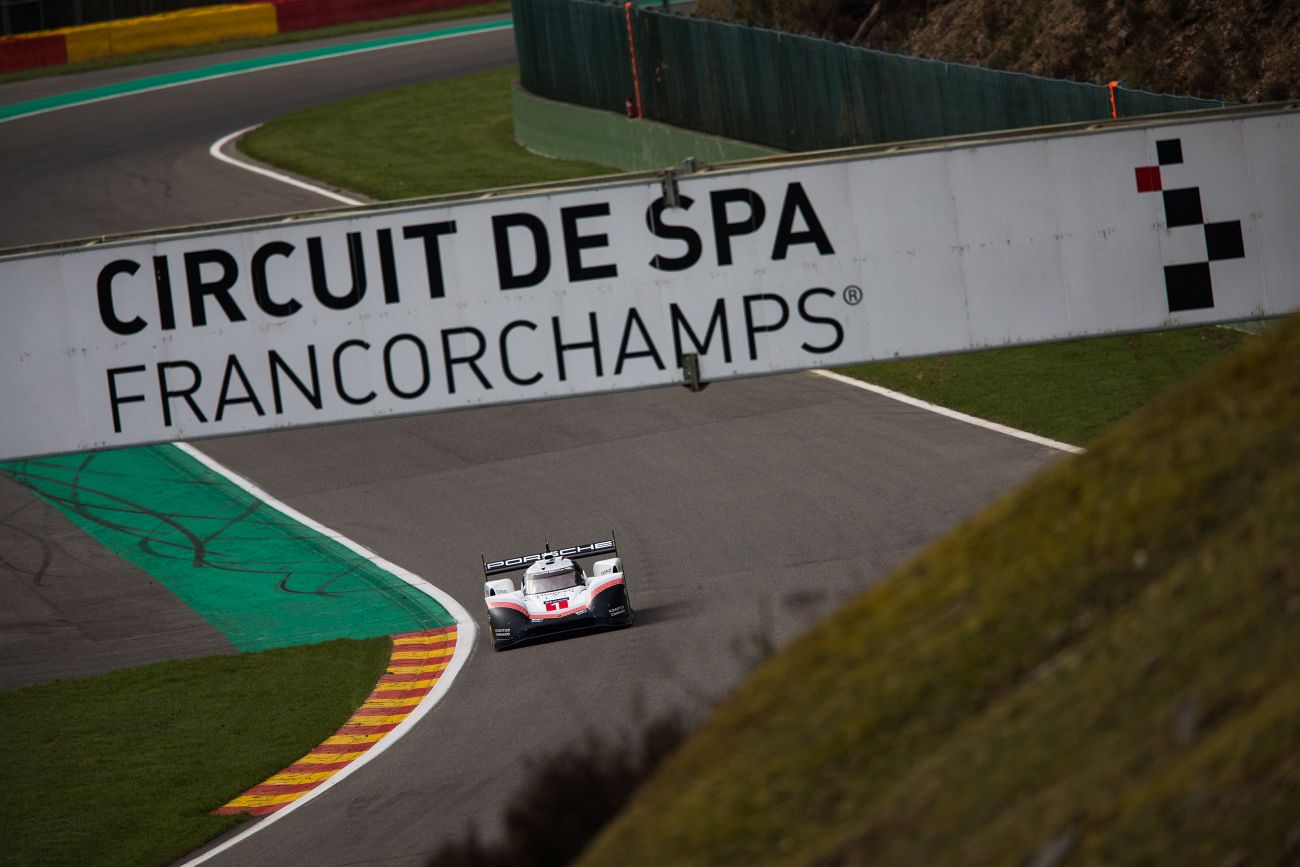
[482,537,617,576]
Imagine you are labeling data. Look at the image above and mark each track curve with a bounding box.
[0,14,514,249]
[0,25,1065,866]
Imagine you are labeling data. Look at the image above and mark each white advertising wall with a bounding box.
[1,107,1297,460]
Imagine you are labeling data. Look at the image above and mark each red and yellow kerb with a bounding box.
[214,626,457,816]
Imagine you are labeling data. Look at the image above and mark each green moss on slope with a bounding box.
[577,313,1300,867]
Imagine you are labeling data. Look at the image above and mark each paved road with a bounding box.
[192,377,1060,865]
[0,13,514,249]
[0,23,1064,866]
[0,473,236,689]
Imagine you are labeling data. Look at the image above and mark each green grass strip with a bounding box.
[1,445,452,651]
[241,65,611,200]
[0,636,391,867]
[835,325,1251,446]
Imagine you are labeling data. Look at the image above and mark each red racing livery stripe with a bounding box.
[588,575,625,598]
[528,603,591,620]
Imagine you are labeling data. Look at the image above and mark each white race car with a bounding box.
[482,537,633,650]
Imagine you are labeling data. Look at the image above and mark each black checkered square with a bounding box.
[1163,188,1203,227]
[1156,139,1184,165]
[1164,263,1214,311]
[1205,221,1245,261]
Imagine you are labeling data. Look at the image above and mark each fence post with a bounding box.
[624,2,643,119]
[1108,80,1119,119]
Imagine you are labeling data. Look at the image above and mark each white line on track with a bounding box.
[210,127,363,205]
[173,442,476,867]
[811,369,1084,454]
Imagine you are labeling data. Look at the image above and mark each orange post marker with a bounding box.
[624,2,643,120]
[1108,80,1119,119]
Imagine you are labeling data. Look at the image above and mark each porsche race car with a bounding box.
[483,537,633,650]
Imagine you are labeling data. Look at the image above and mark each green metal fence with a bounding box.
[512,0,1225,152]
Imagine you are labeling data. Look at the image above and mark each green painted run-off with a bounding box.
[1,446,452,651]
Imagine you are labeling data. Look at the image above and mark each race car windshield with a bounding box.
[525,568,576,595]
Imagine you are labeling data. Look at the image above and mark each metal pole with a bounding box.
[624,2,643,120]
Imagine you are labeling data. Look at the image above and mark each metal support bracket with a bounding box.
[681,352,707,392]
[660,156,699,209]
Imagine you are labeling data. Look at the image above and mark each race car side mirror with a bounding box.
[592,557,622,577]
[485,578,516,598]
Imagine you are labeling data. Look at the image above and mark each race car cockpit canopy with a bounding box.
[523,563,583,595]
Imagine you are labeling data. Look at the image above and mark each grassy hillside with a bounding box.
[575,313,1300,866]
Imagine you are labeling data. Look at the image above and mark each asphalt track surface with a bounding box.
[0,474,238,689]
[0,14,515,249]
[1,22,1064,866]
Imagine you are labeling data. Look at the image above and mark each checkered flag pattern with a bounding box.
[1134,138,1245,312]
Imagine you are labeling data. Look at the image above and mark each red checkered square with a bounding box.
[1134,165,1162,193]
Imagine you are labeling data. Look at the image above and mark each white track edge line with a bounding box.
[811,369,1085,454]
[0,22,512,126]
[174,441,477,867]
[210,126,362,204]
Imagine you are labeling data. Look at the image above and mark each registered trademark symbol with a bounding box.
[842,285,863,306]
